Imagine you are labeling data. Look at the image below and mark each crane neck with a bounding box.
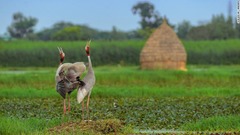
[87,56,94,72]
[88,56,92,66]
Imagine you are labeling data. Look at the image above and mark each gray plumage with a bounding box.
[77,56,95,103]
[55,62,86,99]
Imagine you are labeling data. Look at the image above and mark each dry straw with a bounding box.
[140,20,187,70]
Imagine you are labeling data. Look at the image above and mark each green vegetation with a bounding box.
[2,2,239,134]
[180,14,235,40]
[7,12,38,39]
[1,97,239,134]
[184,40,240,64]
[0,38,239,134]
[181,115,240,131]
[0,116,60,135]
[0,65,240,134]
[1,39,240,67]
[0,65,240,98]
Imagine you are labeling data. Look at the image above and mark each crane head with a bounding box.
[57,47,65,63]
[85,40,91,56]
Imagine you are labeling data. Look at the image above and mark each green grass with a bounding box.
[0,115,133,135]
[0,65,240,133]
[1,97,239,133]
[180,115,240,131]
[0,65,240,98]
[0,116,61,135]
[1,39,240,133]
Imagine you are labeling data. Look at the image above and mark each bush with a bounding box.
[51,26,81,41]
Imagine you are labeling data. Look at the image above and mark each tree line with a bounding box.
[3,2,240,41]
[177,15,237,40]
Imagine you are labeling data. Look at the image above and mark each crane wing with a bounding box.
[55,62,86,84]
[55,63,72,82]
[65,62,86,82]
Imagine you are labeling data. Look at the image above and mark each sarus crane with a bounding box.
[55,47,86,115]
[77,40,96,120]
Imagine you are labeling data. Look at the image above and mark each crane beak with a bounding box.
[58,47,64,56]
[86,40,91,47]
[57,47,63,53]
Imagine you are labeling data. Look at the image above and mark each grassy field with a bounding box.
[1,65,240,98]
[0,65,240,134]
[1,39,240,67]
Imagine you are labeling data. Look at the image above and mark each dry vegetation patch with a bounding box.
[48,119,125,134]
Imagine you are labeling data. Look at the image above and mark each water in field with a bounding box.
[0,70,50,74]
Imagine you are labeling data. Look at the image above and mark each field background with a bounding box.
[1,39,240,67]
[0,39,240,134]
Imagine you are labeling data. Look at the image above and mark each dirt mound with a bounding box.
[48,119,125,134]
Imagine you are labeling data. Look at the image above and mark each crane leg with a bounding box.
[68,95,71,113]
[86,93,91,121]
[82,100,85,121]
[63,99,66,115]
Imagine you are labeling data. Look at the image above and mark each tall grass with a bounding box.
[0,40,143,67]
[0,39,240,67]
[183,39,240,64]
[183,39,240,52]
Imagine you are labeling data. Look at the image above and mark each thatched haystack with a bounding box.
[140,20,187,70]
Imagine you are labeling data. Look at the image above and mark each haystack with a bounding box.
[140,20,187,70]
